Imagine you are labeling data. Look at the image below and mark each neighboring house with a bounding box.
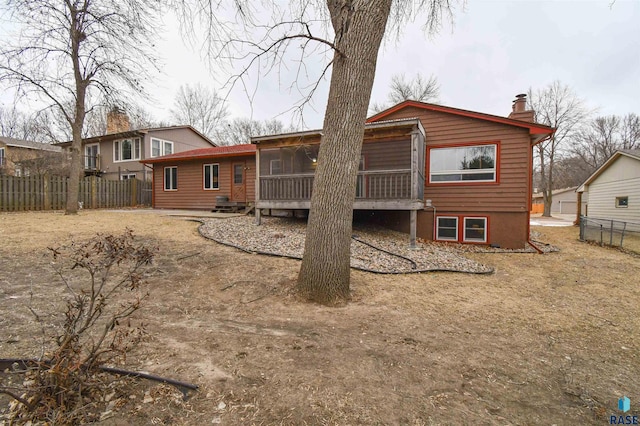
[252,95,554,249]
[531,187,587,215]
[577,149,640,223]
[55,109,216,181]
[0,136,66,176]
[140,144,256,210]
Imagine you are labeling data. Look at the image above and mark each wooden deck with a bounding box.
[257,169,423,211]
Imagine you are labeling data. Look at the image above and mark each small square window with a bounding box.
[616,196,628,208]
[463,217,487,243]
[436,217,458,241]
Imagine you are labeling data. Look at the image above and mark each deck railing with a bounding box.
[260,169,414,201]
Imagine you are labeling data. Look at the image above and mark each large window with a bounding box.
[429,144,497,183]
[114,138,141,162]
[164,166,177,191]
[204,164,219,190]
[151,138,174,157]
[436,215,488,243]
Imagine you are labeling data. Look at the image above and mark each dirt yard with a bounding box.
[1,210,639,425]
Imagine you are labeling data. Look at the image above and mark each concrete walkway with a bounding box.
[530,213,575,227]
[106,208,244,219]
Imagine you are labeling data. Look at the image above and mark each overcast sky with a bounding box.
[145,0,639,130]
[0,1,637,132]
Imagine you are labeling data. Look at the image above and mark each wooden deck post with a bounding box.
[410,209,417,248]
[255,145,261,225]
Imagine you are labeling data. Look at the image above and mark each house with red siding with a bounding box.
[252,95,554,249]
[140,144,256,210]
[143,95,554,249]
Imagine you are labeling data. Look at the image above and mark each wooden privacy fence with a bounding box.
[0,175,152,212]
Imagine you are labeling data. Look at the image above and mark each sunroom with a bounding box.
[251,118,426,244]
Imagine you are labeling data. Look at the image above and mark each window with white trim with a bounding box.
[120,173,137,180]
[114,138,141,162]
[616,196,629,208]
[204,164,219,190]
[430,144,497,183]
[270,159,282,175]
[0,147,5,166]
[436,217,458,241]
[164,166,177,191]
[151,138,174,157]
[463,217,487,243]
[84,144,99,170]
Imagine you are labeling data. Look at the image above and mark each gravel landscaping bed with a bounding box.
[198,216,496,274]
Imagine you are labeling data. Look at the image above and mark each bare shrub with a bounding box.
[2,229,155,424]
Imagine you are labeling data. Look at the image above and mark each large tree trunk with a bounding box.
[65,7,86,215]
[297,1,392,305]
[65,132,82,215]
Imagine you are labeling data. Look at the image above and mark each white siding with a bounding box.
[585,156,640,222]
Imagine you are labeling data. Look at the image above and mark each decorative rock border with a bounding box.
[197,216,496,275]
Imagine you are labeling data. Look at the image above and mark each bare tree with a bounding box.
[528,81,591,217]
[573,113,640,171]
[0,0,160,214]
[171,83,229,140]
[0,106,52,141]
[370,72,440,113]
[178,1,454,304]
[219,117,288,146]
[82,104,163,138]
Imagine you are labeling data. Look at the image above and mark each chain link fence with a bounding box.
[579,216,640,253]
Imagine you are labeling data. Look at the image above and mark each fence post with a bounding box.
[609,220,614,246]
[131,178,137,207]
[43,175,50,210]
[91,176,98,209]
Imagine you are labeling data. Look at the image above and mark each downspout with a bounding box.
[424,199,436,240]
[528,133,553,254]
[143,163,154,208]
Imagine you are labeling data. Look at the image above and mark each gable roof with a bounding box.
[251,117,424,144]
[54,125,216,147]
[0,136,62,152]
[140,143,255,164]
[532,186,578,199]
[366,100,555,141]
[577,149,640,192]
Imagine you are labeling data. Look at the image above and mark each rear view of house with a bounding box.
[365,96,554,248]
[141,144,256,210]
[252,95,553,249]
[55,108,216,181]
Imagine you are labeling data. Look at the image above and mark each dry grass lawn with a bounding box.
[1,209,639,425]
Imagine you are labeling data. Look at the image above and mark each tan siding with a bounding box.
[152,155,255,210]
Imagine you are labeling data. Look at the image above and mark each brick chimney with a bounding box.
[106,107,131,134]
[508,93,535,122]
